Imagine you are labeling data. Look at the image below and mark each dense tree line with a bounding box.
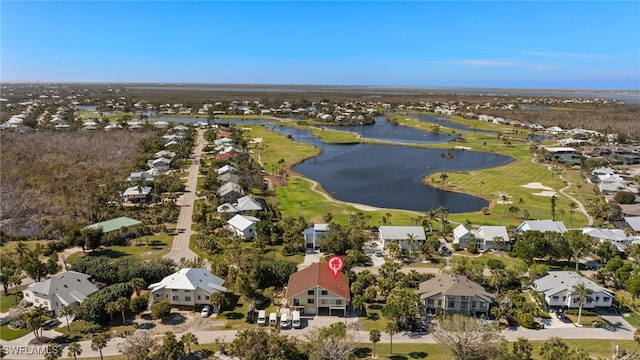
[0,131,153,238]
[69,255,175,286]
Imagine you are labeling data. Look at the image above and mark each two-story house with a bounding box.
[379,226,427,252]
[532,271,613,310]
[22,271,100,316]
[285,262,350,316]
[148,268,226,311]
[415,274,495,317]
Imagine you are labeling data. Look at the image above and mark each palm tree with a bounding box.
[106,301,117,322]
[44,344,62,360]
[67,342,82,360]
[129,278,146,297]
[115,297,130,325]
[60,305,74,331]
[385,321,399,355]
[572,283,593,326]
[568,201,578,225]
[181,332,198,355]
[369,329,381,358]
[406,234,416,255]
[351,294,366,316]
[439,172,448,186]
[91,334,108,360]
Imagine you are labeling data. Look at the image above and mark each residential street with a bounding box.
[164,129,205,264]
[1,312,635,359]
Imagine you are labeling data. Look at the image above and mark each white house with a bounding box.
[235,195,263,213]
[626,216,640,232]
[226,214,259,239]
[303,224,330,249]
[22,271,100,316]
[216,182,244,203]
[583,227,632,252]
[122,186,152,202]
[452,225,510,251]
[533,271,613,310]
[150,157,171,171]
[154,150,176,159]
[378,226,427,252]
[517,220,567,234]
[217,164,237,176]
[127,170,155,183]
[148,268,226,309]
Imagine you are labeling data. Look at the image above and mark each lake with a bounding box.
[270,125,514,213]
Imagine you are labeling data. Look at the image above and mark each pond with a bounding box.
[321,116,452,144]
[270,125,513,213]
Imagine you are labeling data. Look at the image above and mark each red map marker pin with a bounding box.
[327,255,345,280]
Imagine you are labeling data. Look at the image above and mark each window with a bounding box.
[427,299,434,306]
[35,299,39,304]
[172,296,178,301]
[336,300,342,305]
[461,302,467,310]
[471,302,476,309]
[448,300,454,309]
[552,296,559,300]
[155,293,160,298]
[321,299,328,305]
[185,296,191,302]
[437,300,442,307]
[197,295,201,300]
[562,296,566,302]
[596,297,600,302]
[308,298,314,304]
[321,290,328,296]
[293,299,300,306]
[604,297,611,302]
[480,302,486,309]
[307,290,315,296]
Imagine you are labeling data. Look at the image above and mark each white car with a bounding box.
[201,305,211,318]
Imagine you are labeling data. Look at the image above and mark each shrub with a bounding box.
[130,293,150,314]
[151,300,172,321]
[452,244,461,251]
[466,246,477,254]
[614,191,636,204]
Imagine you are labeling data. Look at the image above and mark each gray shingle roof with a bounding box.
[416,274,495,303]
[26,271,99,306]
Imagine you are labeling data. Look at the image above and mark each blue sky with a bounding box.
[2,1,639,89]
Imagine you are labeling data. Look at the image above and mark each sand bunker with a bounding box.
[521,182,554,191]
[532,191,557,197]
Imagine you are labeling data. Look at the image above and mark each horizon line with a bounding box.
[1,81,638,93]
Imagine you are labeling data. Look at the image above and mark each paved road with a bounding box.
[165,129,205,264]
[1,313,635,359]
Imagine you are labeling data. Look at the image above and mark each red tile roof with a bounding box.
[285,262,350,301]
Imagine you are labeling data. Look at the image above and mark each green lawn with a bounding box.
[0,323,30,341]
[0,284,28,313]
[623,311,640,329]
[67,234,174,262]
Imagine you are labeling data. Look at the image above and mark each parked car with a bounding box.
[200,305,211,318]
[245,308,255,323]
[254,296,270,310]
[43,319,60,329]
[375,252,383,257]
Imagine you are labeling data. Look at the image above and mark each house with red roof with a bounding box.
[284,262,350,316]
